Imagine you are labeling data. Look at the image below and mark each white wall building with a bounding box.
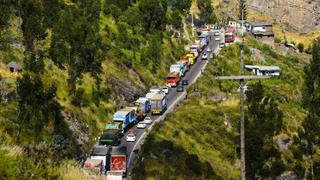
[245,65,281,76]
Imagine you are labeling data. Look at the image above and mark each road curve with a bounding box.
[122,31,221,179]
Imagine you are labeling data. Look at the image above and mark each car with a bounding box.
[214,32,220,36]
[182,79,189,86]
[202,53,208,60]
[176,85,184,92]
[215,37,220,41]
[144,116,152,124]
[161,86,169,94]
[126,131,136,142]
[206,47,212,52]
[219,43,225,48]
[137,121,147,129]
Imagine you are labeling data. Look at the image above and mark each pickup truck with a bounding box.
[166,72,180,87]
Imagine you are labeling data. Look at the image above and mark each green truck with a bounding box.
[99,123,123,146]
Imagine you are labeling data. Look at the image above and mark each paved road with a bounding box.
[121,31,221,178]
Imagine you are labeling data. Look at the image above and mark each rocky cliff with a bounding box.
[247,0,320,32]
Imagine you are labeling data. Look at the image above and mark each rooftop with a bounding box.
[245,65,281,71]
[249,22,272,27]
[151,93,166,100]
[110,146,126,155]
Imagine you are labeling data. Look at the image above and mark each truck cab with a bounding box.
[186,53,196,65]
[112,108,137,132]
[166,72,180,87]
[135,97,151,116]
[180,57,190,71]
[99,123,123,146]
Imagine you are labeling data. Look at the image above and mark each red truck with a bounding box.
[225,27,235,43]
[107,146,127,177]
[166,72,180,87]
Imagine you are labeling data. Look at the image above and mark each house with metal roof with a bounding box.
[246,22,274,38]
[245,65,281,76]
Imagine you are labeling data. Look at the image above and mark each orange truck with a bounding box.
[166,72,180,87]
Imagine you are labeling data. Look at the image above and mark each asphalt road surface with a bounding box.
[121,31,221,179]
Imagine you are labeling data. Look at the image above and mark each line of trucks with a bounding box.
[166,32,210,87]
[83,27,212,179]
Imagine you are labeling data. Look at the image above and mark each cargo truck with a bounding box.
[112,107,137,132]
[180,57,190,71]
[177,61,187,76]
[170,64,184,77]
[150,93,168,115]
[84,158,103,175]
[107,146,127,177]
[225,27,235,43]
[134,97,150,116]
[190,44,200,57]
[166,72,180,87]
[186,53,196,65]
[90,145,110,175]
[99,123,123,146]
[199,34,209,46]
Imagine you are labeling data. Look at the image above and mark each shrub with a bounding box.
[297,43,304,53]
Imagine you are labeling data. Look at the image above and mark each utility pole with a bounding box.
[216,6,270,179]
[192,13,194,36]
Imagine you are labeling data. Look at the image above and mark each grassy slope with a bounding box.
[0,2,193,178]
[132,36,306,179]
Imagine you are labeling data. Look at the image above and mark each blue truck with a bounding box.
[135,97,151,116]
[199,34,209,46]
[112,107,137,132]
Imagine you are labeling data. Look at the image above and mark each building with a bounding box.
[245,65,281,76]
[246,22,274,38]
[7,61,22,73]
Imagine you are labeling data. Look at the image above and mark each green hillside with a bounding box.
[132,35,309,179]
[0,0,194,178]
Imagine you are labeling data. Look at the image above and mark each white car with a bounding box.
[202,53,208,60]
[206,48,212,52]
[126,132,136,142]
[161,86,169,94]
[150,87,161,94]
[219,43,225,48]
[214,32,220,36]
[144,117,152,124]
[137,121,147,129]
[215,37,220,41]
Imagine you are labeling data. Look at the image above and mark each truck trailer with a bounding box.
[170,64,184,77]
[107,146,127,177]
[90,145,110,175]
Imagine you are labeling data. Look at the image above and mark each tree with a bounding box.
[50,2,103,94]
[16,73,59,143]
[296,38,320,179]
[297,43,304,53]
[245,82,284,179]
[197,0,217,23]
[139,0,168,32]
[238,0,247,21]
[0,1,13,36]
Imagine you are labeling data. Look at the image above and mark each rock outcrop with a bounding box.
[247,0,320,32]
